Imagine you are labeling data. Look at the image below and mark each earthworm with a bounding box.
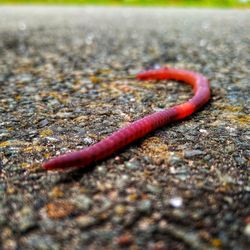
[43,67,210,170]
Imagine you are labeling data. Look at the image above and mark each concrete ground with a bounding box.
[0,6,249,250]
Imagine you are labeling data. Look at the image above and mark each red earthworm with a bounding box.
[43,67,210,171]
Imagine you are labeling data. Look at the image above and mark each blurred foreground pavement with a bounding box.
[0,7,250,250]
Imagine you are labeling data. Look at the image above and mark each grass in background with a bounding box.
[0,0,249,7]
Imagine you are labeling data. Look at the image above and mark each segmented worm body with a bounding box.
[43,67,210,170]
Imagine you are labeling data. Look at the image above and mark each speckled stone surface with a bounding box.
[0,7,249,250]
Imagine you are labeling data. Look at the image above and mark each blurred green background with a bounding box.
[0,0,249,7]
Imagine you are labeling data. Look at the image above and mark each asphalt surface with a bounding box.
[0,6,250,250]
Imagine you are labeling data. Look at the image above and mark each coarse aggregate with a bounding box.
[0,6,250,250]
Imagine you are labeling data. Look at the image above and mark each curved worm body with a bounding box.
[43,67,210,170]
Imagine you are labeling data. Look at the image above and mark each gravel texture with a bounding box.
[0,6,250,250]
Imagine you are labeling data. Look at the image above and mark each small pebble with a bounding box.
[138,200,152,213]
[76,215,96,228]
[73,194,92,210]
[244,224,250,236]
[15,206,36,232]
[46,201,75,219]
[125,160,140,170]
[169,197,183,208]
[38,119,49,128]
[115,233,133,247]
[146,184,161,194]
[184,150,206,158]
[24,235,59,250]
[83,137,93,145]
